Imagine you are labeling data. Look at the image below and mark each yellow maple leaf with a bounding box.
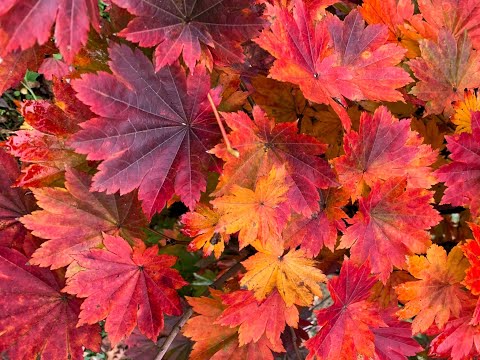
[212,165,290,249]
[451,90,480,134]
[240,249,326,307]
[395,244,470,334]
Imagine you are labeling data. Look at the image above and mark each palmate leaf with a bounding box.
[0,247,101,360]
[71,43,222,218]
[396,244,471,334]
[21,168,147,269]
[6,79,93,187]
[211,106,337,217]
[339,177,441,282]
[255,0,411,128]
[64,234,187,346]
[112,0,265,71]
[0,0,100,63]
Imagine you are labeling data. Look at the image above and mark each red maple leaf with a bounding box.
[216,289,299,349]
[64,234,186,345]
[0,247,101,360]
[255,1,411,129]
[211,106,337,217]
[305,258,385,360]
[333,106,438,200]
[409,29,480,116]
[282,187,348,257]
[111,0,265,71]
[462,223,480,296]
[436,112,480,215]
[70,43,222,218]
[0,0,100,63]
[373,308,423,360]
[0,149,36,250]
[21,168,148,269]
[339,177,441,282]
[6,79,93,187]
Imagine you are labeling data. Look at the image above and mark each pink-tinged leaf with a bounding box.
[305,258,385,360]
[0,149,36,250]
[21,168,148,269]
[429,314,480,360]
[0,0,100,63]
[333,106,438,200]
[38,57,70,80]
[373,308,423,360]
[216,289,298,349]
[112,0,265,71]
[409,29,480,116]
[64,234,187,346]
[435,112,480,215]
[255,2,410,129]
[6,79,93,187]
[339,177,441,283]
[0,44,49,93]
[70,43,222,218]
[418,0,480,49]
[210,106,337,217]
[0,247,101,360]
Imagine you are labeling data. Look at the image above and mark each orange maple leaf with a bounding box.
[396,244,471,333]
[212,165,291,250]
[181,204,230,259]
[240,249,326,307]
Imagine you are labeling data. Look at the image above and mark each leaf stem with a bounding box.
[207,92,239,158]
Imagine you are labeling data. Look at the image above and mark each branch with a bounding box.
[154,259,245,360]
[289,326,303,360]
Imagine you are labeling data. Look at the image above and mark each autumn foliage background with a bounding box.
[2,0,480,359]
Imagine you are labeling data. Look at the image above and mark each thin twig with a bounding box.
[207,92,239,158]
[154,259,246,360]
[289,326,303,360]
[239,80,255,109]
[154,308,193,360]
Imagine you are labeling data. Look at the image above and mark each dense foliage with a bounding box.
[2,0,480,359]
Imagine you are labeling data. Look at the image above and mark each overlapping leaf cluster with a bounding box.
[2,0,480,359]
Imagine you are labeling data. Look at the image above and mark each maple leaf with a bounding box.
[359,0,423,58]
[409,29,480,116]
[0,247,101,360]
[6,79,93,187]
[462,223,480,296]
[181,204,230,259]
[0,0,100,63]
[255,2,411,128]
[282,187,348,258]
[339,177,441,283]
[210,106,337,217]
[0,44,50,93]
[396,244,470,334]
[373,308,423,360]
[64,234,187,345]
[212,165,291,249]
[333,106,438,200]
[111,0,265,71]
[240,248,326,307]
[418,0,480,49]
[305,258,385,360]
[38,57,70,80]
[452,90,480,134]
[183,289,281,360]
[429,313,480,360]
[435,111,480,215]
[70,43,222,218]
[21,168,148,269]
[216,289,299,348]
[0,149,36,250]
